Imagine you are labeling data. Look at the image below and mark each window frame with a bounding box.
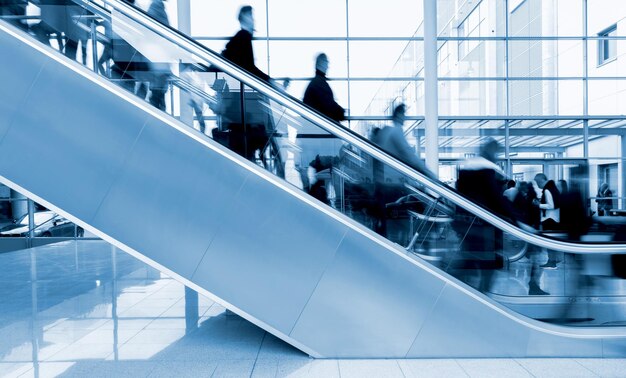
[597,24,617,67]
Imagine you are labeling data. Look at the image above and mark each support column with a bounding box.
[424,0,439,177]
[177,0,193,127]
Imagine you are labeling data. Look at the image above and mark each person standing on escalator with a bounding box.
[222,5,271,84]
[146,0,171,111]
[453,138,514,293]
[303,53,345,123]
[220,5,280,160]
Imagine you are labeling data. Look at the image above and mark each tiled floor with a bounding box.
[0,241,624,378]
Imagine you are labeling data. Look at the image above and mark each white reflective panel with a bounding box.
[291,230,446,358]
[349,42,410,78]
[350,0,423,37]
[189,0,268,37]
[0,49,148,222]
[442,41,505,78]
[269,41,348,78]
[91,119,250,279]
[192,173,348,334]
[439,80,506,117]
[508,0,583,36]
[349,81,417,117]
[508,80,583,116]
[268,0,347,37]
[0,28,49,139]
[408,283,530,357]
[588,79,624,115]
[587,0,626,37]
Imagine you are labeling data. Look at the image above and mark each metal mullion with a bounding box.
[583,0,589,159]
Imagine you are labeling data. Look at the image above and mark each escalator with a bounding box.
[1,0,626,358]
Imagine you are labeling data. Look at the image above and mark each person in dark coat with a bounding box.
[222,5,270,83]
[596,182,614,216]
[453,138,513,293]
[303,53,345,122]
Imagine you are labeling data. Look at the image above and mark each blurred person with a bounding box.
[533,174,561,231]
[222,5,270,83]
[452,138,514,293]
[534,174,562,270]
[146,0,170,111]
[560,171,590,241]
[503,179,518,202]
[558,166,595,322]
[513,181,540,228]
[595,182,614,216]
[0,0,28,31]
[557,179,568,196]
[303,53,345,123]
[34,0,89,61]
[219,5,286,162]
[372,104,434,181]
[370,104,435,236]
[108,0,153,95]
[181,63,207,134]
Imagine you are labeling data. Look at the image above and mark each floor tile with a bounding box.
[399,359,469,378]
[575,358,626,378]
[53,361,157,378]
[148,360,217,378]
[516,358,598,377]
[211,360,256,378]
[338,360,405,378]
[456,359,531,378]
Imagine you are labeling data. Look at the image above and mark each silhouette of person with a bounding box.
[596,182,614,216]
[146,0,171,111]
[370,104,434,236]
[222,5,270,83]
[453,138,513,293]
[372,104,433,180]
[303,53,345,122]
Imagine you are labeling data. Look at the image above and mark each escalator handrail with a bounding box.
[82,0,626,254]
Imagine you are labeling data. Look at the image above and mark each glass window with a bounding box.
[598,25,617,66]
[508,80,582,116]
[268,41,347,78]
[349,0,423,37]
[190,0,268,37]
[439,80,506,116]
[349,42,412,78]
[268,0,346,37]
[508,0,583,37]
[508,40,583,78]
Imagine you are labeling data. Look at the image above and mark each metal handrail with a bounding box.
[58,0,626,253]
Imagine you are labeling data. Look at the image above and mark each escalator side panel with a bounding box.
[525,328,603,357]
[89,117,251,279]
[602,339,626,357]
[290,230,448,358]
[408,282,533,357]
[191,173,350,334]
[0,31,148,222]
[0,31,50,144]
